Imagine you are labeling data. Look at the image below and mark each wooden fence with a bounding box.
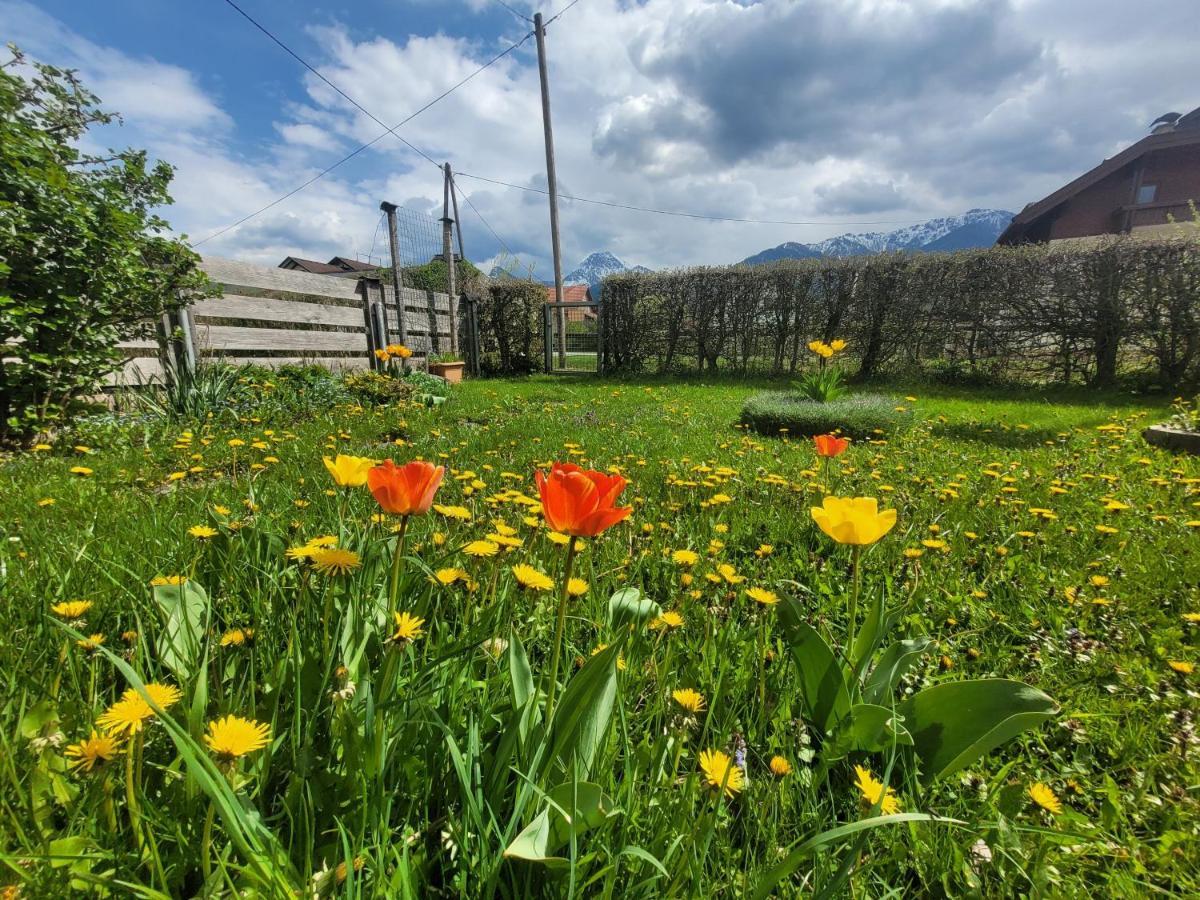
[115,256,456,384]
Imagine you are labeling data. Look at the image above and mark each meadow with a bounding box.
[1,374,1198,897]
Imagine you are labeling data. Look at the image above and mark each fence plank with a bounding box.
[201,257,361,299]
[204,355,371,371]
[194,294,366,328]
[196,324,367,354]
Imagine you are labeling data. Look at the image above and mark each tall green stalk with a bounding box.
[544,535,579,720]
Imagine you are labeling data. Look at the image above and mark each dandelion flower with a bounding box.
[69,466,93,477]
[97,683,182,735]
[1028,782,1062,815]
[1168,660,1194,675]
[76,634,105,652]
[672,688,705,713]
[310,548,361,577]
[188,525,218,539]
[463,540,499,558]
[204,715,271,762]
[699,749,744,797]
[746,587,779,606]
[854,765,901,815]
[769,756,792,777]
[512,564,553,592]
[566,578,589,597]
[150,575,188,587]
[390,611,426,643]
[220,628,255,647]
[433,567,467,586]
[65,731,121,773]
[434,504,472,522]
[672,549,699,567]
[651,610,685,630]
[51,600,92,620]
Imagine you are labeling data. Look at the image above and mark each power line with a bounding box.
[493,0,533,23]
[194,3,535,247]
[453,172,926,227]
[452,173,537,279]
[544,0,586,26]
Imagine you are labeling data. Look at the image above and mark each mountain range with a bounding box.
[740,208,1014,264]
[487,209,1015,287]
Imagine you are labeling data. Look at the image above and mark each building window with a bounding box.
[1136,183,1157,204]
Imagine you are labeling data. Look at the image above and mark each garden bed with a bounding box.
[740,391,913,439]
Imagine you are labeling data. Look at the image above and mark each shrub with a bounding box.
[471,279,545,375]
[342,371,416,405]
[400,257,481,295]
[741,392,914,440]
[0,48,209,438]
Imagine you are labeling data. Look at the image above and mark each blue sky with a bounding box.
[6,1,1200,275]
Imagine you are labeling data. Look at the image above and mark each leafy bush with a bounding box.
[400,370,450,397]
[0,48,209,439]
[399,258,481,295]
[342,371,416,405]
[471,279,545,375]
[741,392,913,439]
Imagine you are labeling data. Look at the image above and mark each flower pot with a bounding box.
[429,361,465,384]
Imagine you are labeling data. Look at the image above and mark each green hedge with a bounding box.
[740,392,914,440]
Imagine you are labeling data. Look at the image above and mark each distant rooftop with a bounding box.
[279,255,381,275]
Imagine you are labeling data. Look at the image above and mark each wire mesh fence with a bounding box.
[544,302,600,373]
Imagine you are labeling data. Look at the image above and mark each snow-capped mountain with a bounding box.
[741,208,1015,264]
[565,251,649,290]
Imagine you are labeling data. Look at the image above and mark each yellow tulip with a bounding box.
[322,454,376,487]
[829,338,848,353]
[810,496,897,546]
[807,340,834,359]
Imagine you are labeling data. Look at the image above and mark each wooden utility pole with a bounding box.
[534,12,567,368]
[447,164,464,355]
[379,201,408,348]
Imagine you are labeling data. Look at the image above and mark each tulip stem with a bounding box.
[544,535,578,720]
[847,545,862,662]
[387,515,409,619]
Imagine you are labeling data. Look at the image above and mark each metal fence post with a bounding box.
[543,304,554,373]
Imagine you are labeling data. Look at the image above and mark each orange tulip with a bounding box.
[536,462,632,537]
[367,460,445,516]
[814,434,850,458]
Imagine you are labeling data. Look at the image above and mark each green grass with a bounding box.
[0,376,1196,897]
[740,391,913,439]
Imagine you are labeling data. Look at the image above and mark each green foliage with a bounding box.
[796,366,848,402]
[400,257,481,295]
[133,362,243,421]
[341,370,417,405]
[472,279,546,375]
[741,391,912,439]
[0,47,209,438]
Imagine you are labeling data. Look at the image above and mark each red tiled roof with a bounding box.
[544,284,592,302]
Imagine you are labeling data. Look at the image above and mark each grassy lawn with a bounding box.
[1,376,1197,896]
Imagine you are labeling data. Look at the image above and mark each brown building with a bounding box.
[545,284,598,323]
[998,106,1200,245]
[279,255,381,276]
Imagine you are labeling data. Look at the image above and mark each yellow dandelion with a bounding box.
[511,564,553,592]
[50,600,92,620]
[698,749,744,797]
[69,466,93,476]
[672,688,706,713]
[65,731,122,773]
[310,548,361,576]
[219,628,255,647]
[651,610,685,630]
[854,765,901,815]
[769,755,792,777]
[463,540,500,558]
[1028,782,1062,815]
[390,611,426,643]
[97,683,182,735]
[204,715,271,762]
[76,634,105,652]
[746,587,779,606]
[566,578,589,597]
[188,525,218,539]
[434,504,472,522]
[433,567,467,586]
[1168,660,1194,675]
[150,575,188,587]
[672,549,699,567]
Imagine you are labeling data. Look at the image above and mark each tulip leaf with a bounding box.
[778,598,850,734]
[606,588,661,632]
[825,703,913,760]
[544,638,624,779]
[153,579,209,681]
[862,637,934,705]
[503,781,619,867]
[897,678,1058,784]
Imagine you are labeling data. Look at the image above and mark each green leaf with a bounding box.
[751,814,962,900]
[778,598,850,734]
[509,630,534,711]
[544,639,623,779]
[503,781,619,867]
[824,703,913,760]
[152,579,209,681]
[606,588,661,632]
[862,637,934,705]
[897,678,1058,784]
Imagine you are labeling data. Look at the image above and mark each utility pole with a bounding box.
[439,163,457,357]
[534,11,567,368]
[447,165,464,356]
[379,201,409,350]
